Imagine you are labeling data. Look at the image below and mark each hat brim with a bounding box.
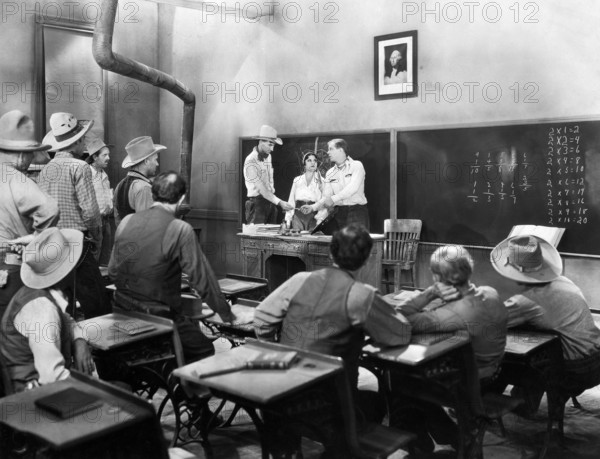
[43,120,94,152]
[0,140,52,152]
[20,229,84,289]
[253,136,283,146]
[490,235,563,284]
[122,144,166,168]
[86,143,114,157]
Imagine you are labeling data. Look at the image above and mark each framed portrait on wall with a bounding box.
[374,30,418,100]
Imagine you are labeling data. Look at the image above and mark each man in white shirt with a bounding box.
[86,137,113,263]
[302,138,370,230]
[243,125,293,224]
[0,228,94,392]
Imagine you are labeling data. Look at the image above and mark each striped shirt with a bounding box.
[38,152,102,243]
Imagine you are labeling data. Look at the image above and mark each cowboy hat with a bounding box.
[122,136,165,168]
[85,137,113,163]
[0,110,51,152]
[42,112,93,152]
[20,228,84,289]
[253,125,282,146]
[490,235,562,284]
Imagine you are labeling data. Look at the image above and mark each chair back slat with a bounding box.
[383,219,422,263]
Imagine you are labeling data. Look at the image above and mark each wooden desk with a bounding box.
[501,330,563,459]
[79,309,193,448]
[79,310,174,351]
[173,340,344,458]
[362,332,482,458]
[239,233,384,288]
[0,371,167,459]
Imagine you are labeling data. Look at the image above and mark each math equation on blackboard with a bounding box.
[466,125,588,226]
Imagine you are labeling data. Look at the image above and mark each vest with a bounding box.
[280,267,367,388]
[0,287,71,391]
[113,207,183,313]
[114,174,145,220]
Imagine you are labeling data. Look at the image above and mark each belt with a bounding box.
[295,200,315,206]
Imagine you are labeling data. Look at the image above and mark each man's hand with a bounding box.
[279,201,294,211]
[323,197,334,208]
[72,338,95,375]
[8,234,35,253]
[429,282,461,302]
[300,205,314,214]
[221,312,237,324]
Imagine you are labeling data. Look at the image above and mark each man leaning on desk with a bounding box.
[0,228,95,393]
[391,245,508,453]
[254,224,411,454]
[109,171,235,364]
[491,235,600,414]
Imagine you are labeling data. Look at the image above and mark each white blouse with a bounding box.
[285,173,328,224]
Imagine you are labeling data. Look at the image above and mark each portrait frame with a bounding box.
[374,30,418,100]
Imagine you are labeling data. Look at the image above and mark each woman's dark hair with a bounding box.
[330,224,373,271]
[151,171,187,204]
[303,152,317,165]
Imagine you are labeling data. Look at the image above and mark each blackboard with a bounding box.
[397,121,600,255]
[240,132,391,233]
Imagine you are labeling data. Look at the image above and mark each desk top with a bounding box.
[173,340,343,405]
[78,310,173,351]
[0,372,153,450]
[363,332,470,366]
[218,278,266,294]
[504,330,559,356]
[238,233,385,242]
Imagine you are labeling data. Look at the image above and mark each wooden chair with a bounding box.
[381,219,422,292]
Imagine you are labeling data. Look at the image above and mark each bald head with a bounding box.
[151,171,187,204]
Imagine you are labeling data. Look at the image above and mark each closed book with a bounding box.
[111,320,156,336]
[35,388,103,419]
[245,350,298,369]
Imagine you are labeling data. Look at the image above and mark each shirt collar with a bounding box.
[127,170,151,183]
[336,157,351,170]
[151,202,177,214]
[54,151,75,159]
[49,289,69,313]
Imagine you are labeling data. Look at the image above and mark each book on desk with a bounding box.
[194,349,299,378]
[111,319,156,336]
[35,387,103,419]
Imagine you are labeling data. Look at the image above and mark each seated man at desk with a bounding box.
[390,245,508,452]
[254,224,411,452]
[491,235,600,413]
[109,171,235,364]
[0,228,95,392]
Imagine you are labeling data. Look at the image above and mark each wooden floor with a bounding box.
[156,339,600,459]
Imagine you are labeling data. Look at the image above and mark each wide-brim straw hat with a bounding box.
[0,110,52,152]
[42,112,93,152]
[490,235,562,284]
[21,228,84,289]
[253,125,282,145]
[122,136,166,168]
